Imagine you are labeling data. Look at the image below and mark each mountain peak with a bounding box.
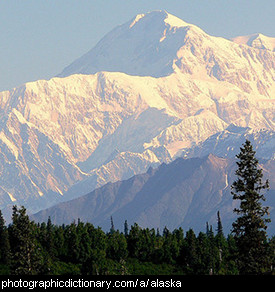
[57,10,203,78]
[129,10,191,29]
[163,11,191,28]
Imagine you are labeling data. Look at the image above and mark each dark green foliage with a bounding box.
[110,216,115,235]
[106,230,128,261]
[65,222,80,263]
[45,217,55,258]
[182,229,198,273]
[216,211,223,236]
[51,261,81,275]
[124,220,129,237]
[0,206,273,275]
[126,258,181,275]
[9,206,44,275]
[231,139,271,274]
[0,210,10,265]
[77,221,92,264]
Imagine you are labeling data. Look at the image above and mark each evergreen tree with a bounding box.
[231,139,271,274]
[53,225,66,260]
[83,227,108,275]
[216,211,223,236]
[215,211,228,273]
[206,222,214,237]
[9,206,43,275]
[127,223,143,259]
[124,220,129,237]
[46,217,55,258]
[267,236,275,273]
[196,232,211,274]
[0,210,10,265]
[207,224,219,274]
[140,228,156,262]
[182,229,198,274]
[215,212,225,254]
[106,230,128,262]
[161,229,180,264]
[226,234,239,274]
[110,216,115,235]
[65,222,80,263]
[77,221,92,264]
[156,228,160,238]
[173,227,184,265]
[206,222,209,235]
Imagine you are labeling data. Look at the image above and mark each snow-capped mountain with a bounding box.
[0,11,274,217]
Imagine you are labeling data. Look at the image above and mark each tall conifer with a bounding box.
[9,206,42,274]
[231,140,270,274]
[0,210,10,265]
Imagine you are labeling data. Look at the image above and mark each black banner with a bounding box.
[0,275,273,290]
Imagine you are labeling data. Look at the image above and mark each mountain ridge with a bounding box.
[232,33,275,52]
[32,154,275,235]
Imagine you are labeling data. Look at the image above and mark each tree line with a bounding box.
[0,140,273,275]
[0,206,268,275]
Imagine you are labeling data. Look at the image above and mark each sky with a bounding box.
[1,0,274,91]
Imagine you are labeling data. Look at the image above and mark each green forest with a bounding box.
[0,140,274,275]
[0,207,274,275]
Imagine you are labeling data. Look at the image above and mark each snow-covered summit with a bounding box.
[58,10,275,101]
[129,10,191,29]
[57,10,203,78]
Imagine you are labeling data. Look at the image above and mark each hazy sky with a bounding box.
[1,0,274,91]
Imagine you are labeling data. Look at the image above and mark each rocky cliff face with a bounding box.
[0,11,274,216]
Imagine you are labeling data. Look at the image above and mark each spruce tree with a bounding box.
[215,211,228,274]
[106,230,128,262]
[196,232,211,274]
[9,206,42,275]
[124,220,129,237]
[216,211,223,237]
[231,139,271,274]
[183,229,198,273]
[46,217,55,258]
[77,221,92,264]
[0,210,10,265]
[65,222,80,263]
[110,216,115,235]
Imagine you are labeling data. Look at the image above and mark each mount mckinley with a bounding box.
[0,11,274,230]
